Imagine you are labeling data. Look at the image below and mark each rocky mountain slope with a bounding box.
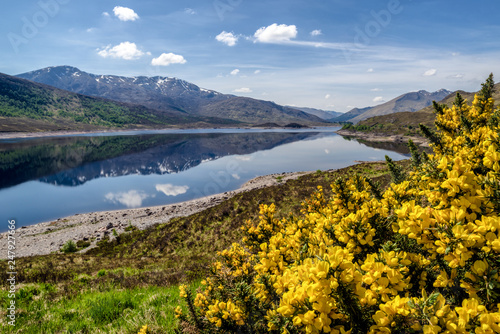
[331,89,451,124]
[17,66,325,125]
[338,82,500,137]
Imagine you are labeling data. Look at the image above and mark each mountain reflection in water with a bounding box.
[0,128,413,229]
[0,132,319,189]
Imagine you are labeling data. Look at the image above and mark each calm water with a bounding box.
[0,128,408,231]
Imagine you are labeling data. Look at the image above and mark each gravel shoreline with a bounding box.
[0,171,312,259]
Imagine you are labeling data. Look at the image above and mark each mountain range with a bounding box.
[0,72,224,132]
[339,82,500,137]
[290,107,342,120]
[330,89,452,124]
[16,66,324,125]
[1,65,473,132]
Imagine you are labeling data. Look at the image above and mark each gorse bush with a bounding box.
[177,75,500,333]
[61,240,77,253]
[137,325,149,334]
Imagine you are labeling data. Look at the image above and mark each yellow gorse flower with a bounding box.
[137,325,148,334]
[177,76,500,333]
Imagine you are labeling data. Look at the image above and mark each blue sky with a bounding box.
[2,0,500,112]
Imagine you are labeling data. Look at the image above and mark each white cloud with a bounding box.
[325,149,330,154]
[234,87,252,93]
[451,73,464,78]
[151,53,187,66]
[113,6,139,21]
[325,94,331,99]
[254,70,261,74]
[367,68,374,73]
[232,174,241,180]
[97,42,148,60]
[156,184,189,197]
[311,29,322,36]
[423,68,437,76]
[371,88,382,92]
[373,96,384,102]
[254,23,298,43]
[86,28,96,33]
[216,31,238,46]
[105,190,148,208]
[102,12,110,17]
[230,69,240,76]
[184,8,196,15]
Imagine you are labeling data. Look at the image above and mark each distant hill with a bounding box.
[0,72,237,132]
[290,107,341,120]
[331,89,452,124]
[341,82,500,137]
[198,97,324,124]
[17,66,326,125]
[416,86,500,114]
[329,107,371,123]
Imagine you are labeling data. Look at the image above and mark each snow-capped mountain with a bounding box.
[17,66,324,124]
[17,65,226,114]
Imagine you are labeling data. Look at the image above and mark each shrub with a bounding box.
[125,223,137,232]
[177,75,500,333]
[61,240,77,253]
[76,240,91,249]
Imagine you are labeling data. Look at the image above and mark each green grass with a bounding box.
[0,281,201,333]
[0,160,411,333]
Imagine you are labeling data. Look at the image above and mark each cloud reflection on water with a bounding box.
[105,190,149,208]
[156,184,189,197]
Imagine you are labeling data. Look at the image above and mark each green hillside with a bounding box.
[0,73,238,132]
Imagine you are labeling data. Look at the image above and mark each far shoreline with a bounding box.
[0,125,339,140]
[335,129,429,147]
